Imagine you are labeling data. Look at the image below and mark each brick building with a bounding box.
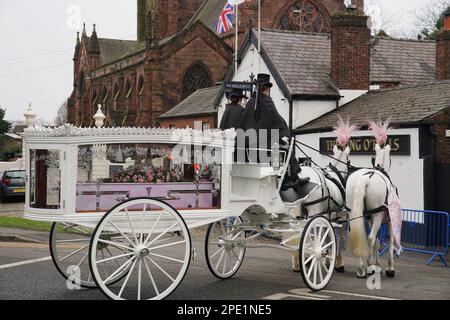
[67,0,358,128]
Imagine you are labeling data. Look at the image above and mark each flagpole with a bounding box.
[257,0,261,73]
[235,4,238,76]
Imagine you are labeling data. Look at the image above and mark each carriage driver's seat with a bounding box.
[280,138,309,190]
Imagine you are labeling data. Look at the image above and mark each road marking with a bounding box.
[0,242,49,249]
[321,289,398,300]
[0,256,52,270]
[264,288,399,301]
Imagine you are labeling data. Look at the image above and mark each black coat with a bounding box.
[255,94,290,140]
[219,103,244,130]
[238,97,257,131]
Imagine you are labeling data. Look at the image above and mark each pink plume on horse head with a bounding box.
[333,115,357,147]
[369,118,391,146]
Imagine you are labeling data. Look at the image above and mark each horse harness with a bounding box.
[302,164,347,217]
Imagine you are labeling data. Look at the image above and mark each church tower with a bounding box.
[137,0,203,42]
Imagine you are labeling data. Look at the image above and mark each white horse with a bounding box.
[289,145,350,272]
[346,144,398,278]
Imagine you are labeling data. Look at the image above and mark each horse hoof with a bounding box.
[386,270,395,278]
[335,266,345,273]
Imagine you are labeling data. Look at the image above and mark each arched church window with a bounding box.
[278,0,330,33]
[78,72,86,96]
[181,63,213,100]
[137,76,145,96]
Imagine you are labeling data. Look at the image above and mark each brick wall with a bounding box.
[430,110,450,164]
[159,24,232,113]
[331,13,370,90]
[160,115,216,129]
[436,30,450,81]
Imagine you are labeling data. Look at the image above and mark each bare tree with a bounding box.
[364,0,406,37]
[415,0,450,40]
[54,101,68,127]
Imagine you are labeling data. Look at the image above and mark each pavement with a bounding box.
[0,200,25,217]
[0,225,449,301]
[1,202,449,300]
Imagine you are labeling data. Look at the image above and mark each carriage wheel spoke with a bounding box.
[96,252,135,264]
[143,211,164,246]
[304,253,315,265]
[118,259,137,298]
[149,252,184,264]
[231,247,240,261]
[107,221,136,248]
[321,241,334,251]
[59,244,89,261]
[320,228,331,248]
[318,258,324,283]
[125,208,139,245]
[141,204,147,245]
[313,260,318,285]
[103,256,135,284]
[105,247,123,268]
[149,240,186,251]
[211,247,224,259]
[215,250,226,272]
[307,258,317,278]
[98,239,133,252]
[147,223,178,248]
[222,251,228,274]
[143,258,160,297]
[137,260,142,301]
[147,257,175,283]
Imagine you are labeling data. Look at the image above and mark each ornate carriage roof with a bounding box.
[24,125,236,147]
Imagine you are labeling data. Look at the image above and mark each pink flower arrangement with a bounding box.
[369,118,391,146]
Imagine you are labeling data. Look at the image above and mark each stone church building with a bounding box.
[67,0,363,127]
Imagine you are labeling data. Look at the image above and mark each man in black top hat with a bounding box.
[243,73,309,187]
[220,89,246,130]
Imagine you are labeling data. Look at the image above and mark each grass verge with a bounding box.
[0,216,53,232]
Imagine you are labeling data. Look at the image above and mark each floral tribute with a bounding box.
[112,165,183,184]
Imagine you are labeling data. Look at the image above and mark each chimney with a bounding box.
[331,11,371,90]
[351,0,365,15]
[436,8,450,81]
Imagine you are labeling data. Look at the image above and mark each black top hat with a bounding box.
[229,88,247,99]
[258,73,273,88]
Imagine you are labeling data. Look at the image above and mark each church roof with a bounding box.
[297,80,450,133]
[97,38,145,66]
[160,86,221,119]
[187,0,228,33]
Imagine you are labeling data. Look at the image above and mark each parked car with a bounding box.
[0,169,26,202]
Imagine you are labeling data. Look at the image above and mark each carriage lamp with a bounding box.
[24,102,37,127]
[94,105,106,128]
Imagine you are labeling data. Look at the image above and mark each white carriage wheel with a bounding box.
[89,198,191,300]
[50,223,131,288]
[205,217,246,280]
[299,216,336,292]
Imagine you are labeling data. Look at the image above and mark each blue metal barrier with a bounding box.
[377,210,449,267]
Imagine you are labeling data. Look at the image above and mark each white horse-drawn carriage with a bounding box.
[23,124,347,300]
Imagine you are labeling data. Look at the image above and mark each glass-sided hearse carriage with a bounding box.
[23,125,338,300]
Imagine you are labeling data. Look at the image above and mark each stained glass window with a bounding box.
[181,63,213,99]
[278,0,330,33]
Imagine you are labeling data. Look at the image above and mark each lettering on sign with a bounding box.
[320,136,411,156]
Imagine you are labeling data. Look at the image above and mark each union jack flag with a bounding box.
[216,2,235,34]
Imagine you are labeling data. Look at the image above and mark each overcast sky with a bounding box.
[0,0,434,123]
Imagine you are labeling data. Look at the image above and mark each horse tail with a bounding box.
[348,178,370,258]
